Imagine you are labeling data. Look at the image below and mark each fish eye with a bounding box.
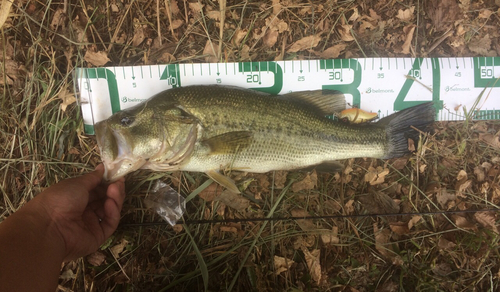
[120,116,134,127]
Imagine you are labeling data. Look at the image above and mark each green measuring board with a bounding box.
[76,57,500,134]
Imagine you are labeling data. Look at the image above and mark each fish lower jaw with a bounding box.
[103,157,147,182]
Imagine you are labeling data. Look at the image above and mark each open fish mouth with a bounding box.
[94,121,146,182]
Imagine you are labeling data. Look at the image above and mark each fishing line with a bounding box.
[119,208,500,227]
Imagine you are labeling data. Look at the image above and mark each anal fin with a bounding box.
[206,169,240,194]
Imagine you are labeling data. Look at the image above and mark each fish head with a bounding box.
[95,102,165,182]
[95,101,198,182]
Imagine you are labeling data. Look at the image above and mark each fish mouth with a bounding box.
[94,121,146,182]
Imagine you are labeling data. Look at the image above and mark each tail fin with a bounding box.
[377,103,435,159]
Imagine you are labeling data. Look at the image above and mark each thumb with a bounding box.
[73,164,105,191]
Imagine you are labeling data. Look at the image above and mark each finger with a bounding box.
[71,164,106,192]
[108,179,126,210]
[100,181,126,237]
[100,197,121,239]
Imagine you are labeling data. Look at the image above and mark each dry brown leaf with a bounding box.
[401,25,415,54]
[344,199,355,214]
[374,224,396,258]
[456,169,468,181]
[301,247,321,285]
[474,212,499,234]
[364,166,390,185]
[319,43,347,59]
[273,170,288,189]
[198,183,223,202]
[84,50,110,67]
[292,171,317,192]
[358,192,399,214]
[50,8,66,31]
[291,208,315,231]
[188,2,203,14]
[172,224,183,233]
[438,237,456,250]
[358,20,375,31]
[426,0,460,31]
[60,269,76,281]
[169,19,183,30]
[271,0,281,15]
[453,215,477,231]
[219,226,238,233]
[432,263,452,276]
[263,30,279,47]
[110,238,129,258]
[266,16,288,33]
[482,162,493,172]
[215,190,249,211]
[287,34,322,53]
[468,35,495,56]
[71,16,89,43]
[320,226,339,245]
[492,186,500,204]
[369,9,381,20]
[206,10,220,21]
[338,24,354,41]
[396,6,415,21]
[232,29,247,46]
[456,179,472,197]
[132,20,146,47]
[389,222,409,235]
[87,251,106,266]
[437,189,456,209]
[240,45,250,60]
[474,166,485,182]
[203,40,219,62]
[274,255,294,275]
[0,0,14,29]
[0,59,19,85]
[59,87,76,112]
[479,133,500,149]
[169,0,180,14]
[408,215,422,230]
[255,173,270,190]
[478,9,493,19]
[487,164,500,178]
[348,7,359,22]
[111,3,119,12]
[391,158,408,170]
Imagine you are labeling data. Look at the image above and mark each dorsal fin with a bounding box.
[277,90,346,116]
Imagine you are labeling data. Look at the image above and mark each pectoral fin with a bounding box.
[203,131,253,155]
[206,170,240,194]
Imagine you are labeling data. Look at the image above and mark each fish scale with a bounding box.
[164,86,386,171]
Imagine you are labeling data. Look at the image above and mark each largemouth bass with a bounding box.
[95,85,435,193]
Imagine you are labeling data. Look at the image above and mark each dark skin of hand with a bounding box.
[0,165,125,292]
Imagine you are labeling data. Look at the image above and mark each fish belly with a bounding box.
[177,131,386,173]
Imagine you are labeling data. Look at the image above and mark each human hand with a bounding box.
[31,164,126,261]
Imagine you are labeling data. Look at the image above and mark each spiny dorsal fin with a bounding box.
[202,131,253,155]
[278,90,346,116]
